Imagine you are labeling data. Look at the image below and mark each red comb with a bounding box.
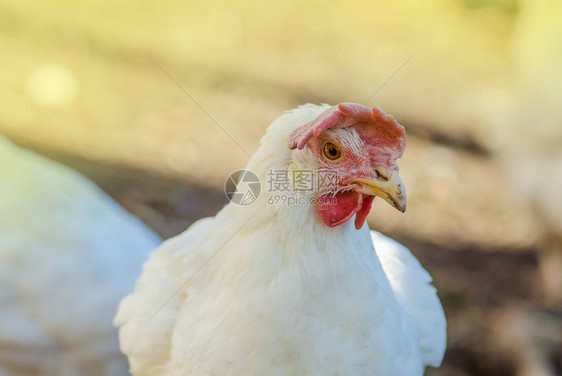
[287,103,406,154]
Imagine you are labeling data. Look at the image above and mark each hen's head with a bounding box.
[287,103,406,230]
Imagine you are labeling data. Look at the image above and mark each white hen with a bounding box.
[115,103,446,375]
[0,137,161,375]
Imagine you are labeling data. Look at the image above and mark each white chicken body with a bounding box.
[115,104,446,376]
[0,137,161,375]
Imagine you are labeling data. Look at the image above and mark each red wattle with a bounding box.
[354,195,375,229]
[317,191,363,228]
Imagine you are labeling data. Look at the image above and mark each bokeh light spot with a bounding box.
[26,64,78,108]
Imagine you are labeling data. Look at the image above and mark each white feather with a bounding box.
[371,231,447,367]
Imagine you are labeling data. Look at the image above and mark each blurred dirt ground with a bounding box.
[2,0,562,374]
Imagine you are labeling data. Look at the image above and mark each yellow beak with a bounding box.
[350,173,407,213]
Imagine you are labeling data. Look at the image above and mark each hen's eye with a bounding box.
[322,141,342,161]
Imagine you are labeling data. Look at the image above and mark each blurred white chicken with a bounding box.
[116,103,446,375]
[0,137,161,375]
